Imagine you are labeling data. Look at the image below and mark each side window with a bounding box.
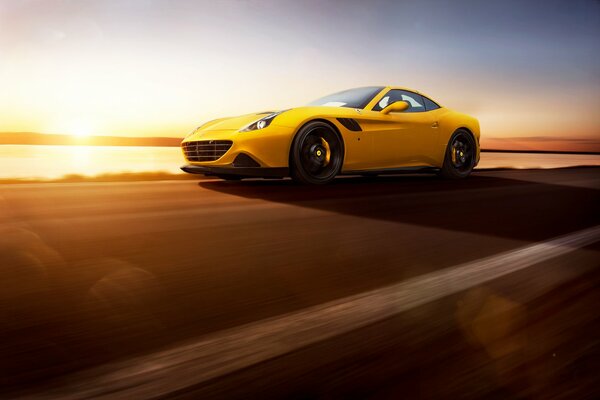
[422,96,440,111]
[372,90,425,113]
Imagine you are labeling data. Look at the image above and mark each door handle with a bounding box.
[431,121,439,128]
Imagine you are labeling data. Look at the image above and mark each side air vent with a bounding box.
[337,118,362,132]
[233,153,260,168]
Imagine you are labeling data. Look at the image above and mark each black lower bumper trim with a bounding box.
[181,164,288,178]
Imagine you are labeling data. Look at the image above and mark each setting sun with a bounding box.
[69,120,94,137]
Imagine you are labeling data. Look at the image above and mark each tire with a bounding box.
[290,121,343,184]
[439,129,476,179]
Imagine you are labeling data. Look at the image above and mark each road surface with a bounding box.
[0,168,598,399]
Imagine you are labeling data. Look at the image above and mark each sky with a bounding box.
[0,0,599,149]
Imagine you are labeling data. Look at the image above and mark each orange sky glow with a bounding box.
[0,0,598,151]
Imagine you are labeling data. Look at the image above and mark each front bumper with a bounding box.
[181,164,289,178]
[181,125,295,169]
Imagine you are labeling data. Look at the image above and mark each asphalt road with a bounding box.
[0,168,599,399]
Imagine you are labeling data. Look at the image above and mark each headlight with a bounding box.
[240,111,283,132]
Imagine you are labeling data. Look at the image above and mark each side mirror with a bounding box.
[381,100,409,114]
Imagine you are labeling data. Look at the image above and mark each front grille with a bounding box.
[182,140,233,162]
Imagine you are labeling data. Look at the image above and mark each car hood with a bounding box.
[201,111,278,131]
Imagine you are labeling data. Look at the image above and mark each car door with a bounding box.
[363,90,438,169]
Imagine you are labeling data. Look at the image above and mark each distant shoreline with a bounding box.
[480,149,600,155]
[1,132,600,155]
[0,132,182,147]
[3,144,599,156]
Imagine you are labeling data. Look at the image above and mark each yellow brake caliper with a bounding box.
[320,138,331,167]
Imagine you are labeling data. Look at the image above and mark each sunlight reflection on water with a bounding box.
[0,145,598,180]
[0,145,184,179]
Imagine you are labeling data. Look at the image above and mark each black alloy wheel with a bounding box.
[290,121,343,184]
[439,129,476,179]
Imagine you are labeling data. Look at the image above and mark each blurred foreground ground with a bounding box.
[0,168,598,399]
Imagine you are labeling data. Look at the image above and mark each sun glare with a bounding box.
[69,121,94,137]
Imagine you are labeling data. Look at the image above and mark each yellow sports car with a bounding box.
[181,86,480,184]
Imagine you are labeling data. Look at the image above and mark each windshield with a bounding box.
[308,86,384,109]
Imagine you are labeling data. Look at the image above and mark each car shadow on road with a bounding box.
[198,172,600,243]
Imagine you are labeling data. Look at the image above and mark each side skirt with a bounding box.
[342,166,440,175]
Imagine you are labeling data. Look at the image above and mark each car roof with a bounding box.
[386,86,424,95]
